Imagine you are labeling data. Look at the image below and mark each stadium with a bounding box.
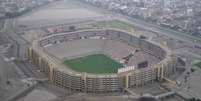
[28,28,177,93]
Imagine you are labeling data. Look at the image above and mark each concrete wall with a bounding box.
[28,29,176,93]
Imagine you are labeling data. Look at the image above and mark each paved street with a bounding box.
[0,0,201,100]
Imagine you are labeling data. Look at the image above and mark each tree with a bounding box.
[190,68,195,73]
[6,80,10,85]
[188,98,201,101]
[69,26,76,31]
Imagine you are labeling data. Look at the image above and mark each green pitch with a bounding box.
[194,61,201,69]
[93,20,136,32]
[63,54,123,74]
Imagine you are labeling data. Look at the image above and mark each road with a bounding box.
[4,18,28,59]
[14,0,201,47]
[3,0,200,79]
[73,0,201,47]
[2,0,200,69]
[1,18,37,77]
[121,16,201,45]
[1,0,201,100]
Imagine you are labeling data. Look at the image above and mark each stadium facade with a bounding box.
[28,28,177,93]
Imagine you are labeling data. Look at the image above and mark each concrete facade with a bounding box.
[28,29,177,93]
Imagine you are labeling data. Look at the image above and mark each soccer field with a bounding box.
[194,61,201,69]
[63,54,123,74]
[94,20,136,32]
